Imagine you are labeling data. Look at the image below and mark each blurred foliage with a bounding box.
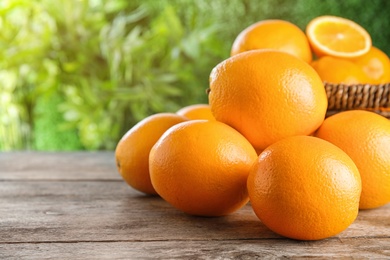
[1,0,389,150]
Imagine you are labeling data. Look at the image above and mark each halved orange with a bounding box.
[306,15,371,59]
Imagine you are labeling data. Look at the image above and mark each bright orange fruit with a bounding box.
[149,120,258,217]
[311,56,369,84]
[208,49,327,152]
[231,19,312,63]
[352,46,390,84]
[247,135,361,240]
[115,113,187,195]
[306,15,371,59]
[176,104,216,121]
[315,110,390,209]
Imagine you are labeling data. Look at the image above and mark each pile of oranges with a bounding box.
[115,15,390,241]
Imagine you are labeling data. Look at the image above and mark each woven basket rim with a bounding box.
[324,82,390,118]
[324,82,390,87]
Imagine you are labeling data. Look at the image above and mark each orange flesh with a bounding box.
[314,22,367,52]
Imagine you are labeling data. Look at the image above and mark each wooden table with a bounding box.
[1,152,389,259]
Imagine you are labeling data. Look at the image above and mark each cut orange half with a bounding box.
[306,15,372,59]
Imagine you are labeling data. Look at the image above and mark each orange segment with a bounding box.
[306,15,371,58]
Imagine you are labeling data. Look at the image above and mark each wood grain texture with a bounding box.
[1,238,390,259]
[1,152,390,259]
[0,151,120,180]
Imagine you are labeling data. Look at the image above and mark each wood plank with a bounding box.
[1,180,389,243]
[1,238,390,259]
[0,152,119,180]
[1,152,390,258]
[0,180,275,243]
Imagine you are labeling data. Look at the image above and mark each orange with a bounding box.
[208,49,328,152]
[149,120,258,217]
[352,46,390,84]
[247,135,361,241]
[306,15,371,59]
[315,110,390,209]
[311,56,369,84]
[231,19,312,63]
[115,113,187,195]
[176,104,216,121]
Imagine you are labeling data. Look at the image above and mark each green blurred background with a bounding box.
[1,0,389,151]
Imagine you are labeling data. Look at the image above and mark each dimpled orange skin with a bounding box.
[149,120,258,217]
[231,19,312,63]
[176,104,216,121]
[247,135,362,241]
[208,50,328,152]
[115,113,188,195]
[315,110,390,209]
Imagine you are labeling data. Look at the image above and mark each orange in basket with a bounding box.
[311,56,369,84]
[353,46,390,84]
[306,15,371,59]
[230,19,312,63]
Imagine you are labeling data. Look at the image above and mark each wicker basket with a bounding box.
[325,82,390,118]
